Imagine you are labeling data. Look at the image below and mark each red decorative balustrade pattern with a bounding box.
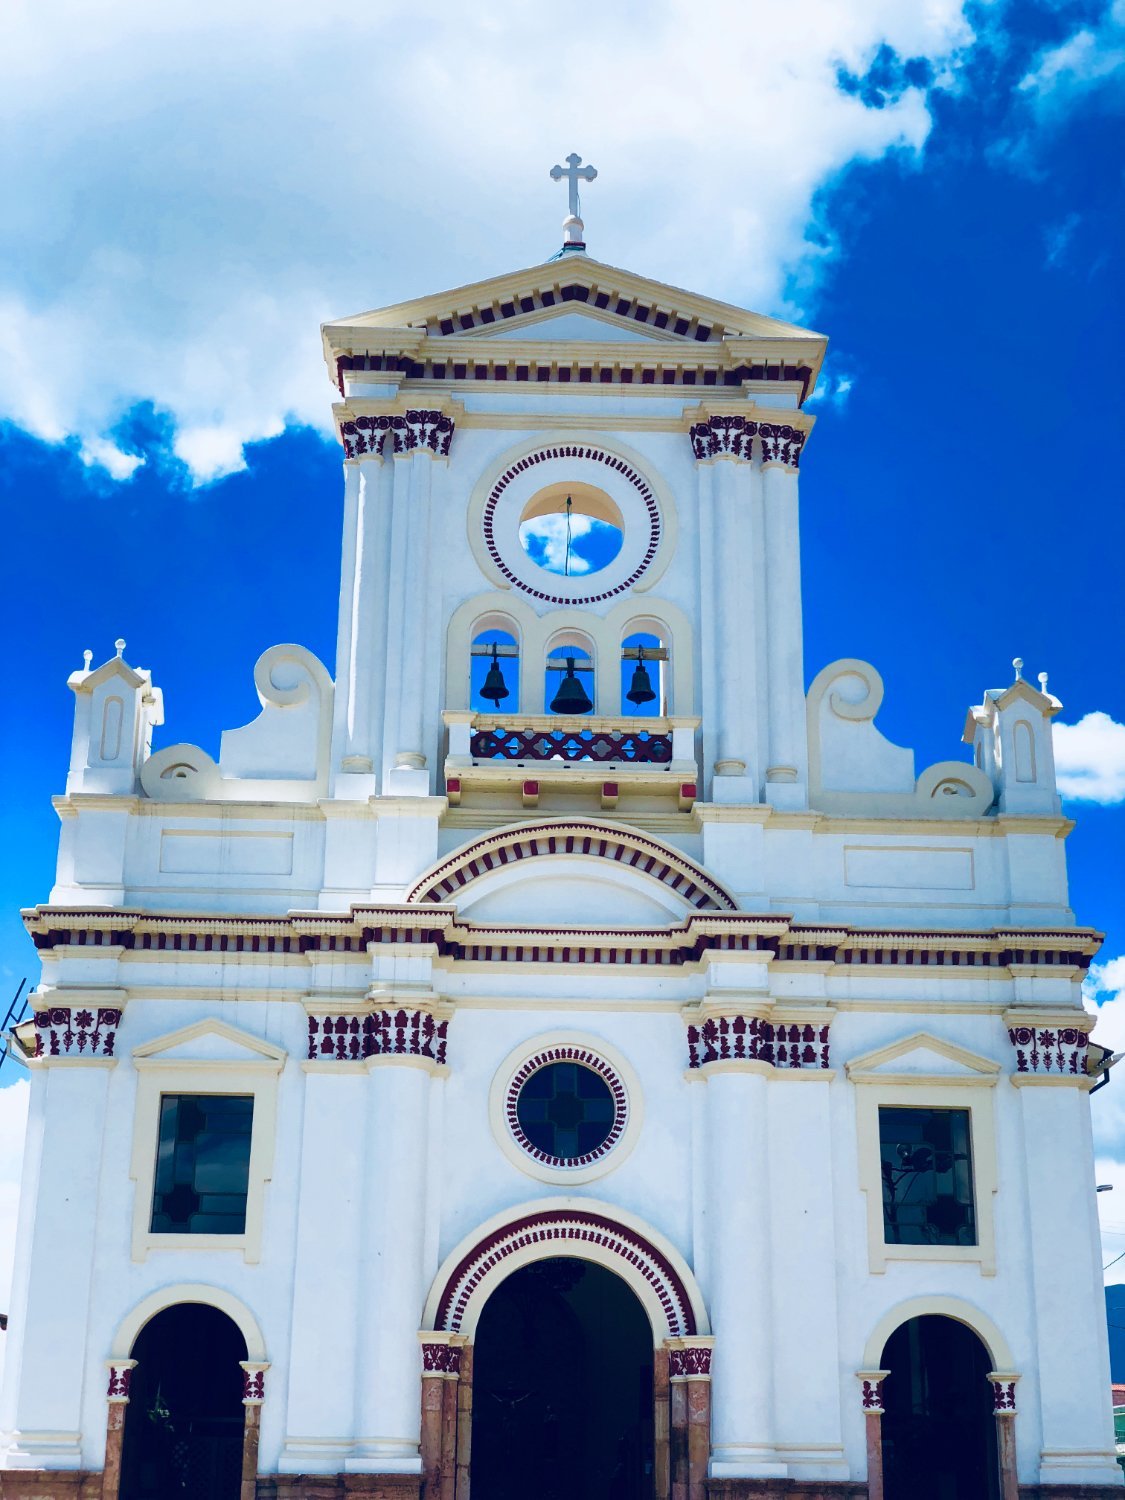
[34,1006,122,1058]
[1007,1024,1089,1076]
[469,726,672,763]
[307,1010,448,1065]
[686,1014,831,1070]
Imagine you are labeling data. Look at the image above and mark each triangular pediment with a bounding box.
[846,1032,1000,1085]
[466,308,673,344]
[132,1018,287,1068]
[323,255,824,351]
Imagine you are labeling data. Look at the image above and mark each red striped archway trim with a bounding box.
[405,821,737,912]
[432,1208,698,1338]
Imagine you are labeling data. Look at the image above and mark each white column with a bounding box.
[1018,1083,1120,1487]
[708,457,760,797]
[396,454,434,765]
[7,1064,113,1468]
[332,459,362,771]
[761,461,808,807]
[281,1071,366,1471]
[345,455,391,773]
[767,1075,848,1479]
[704,1066,783,1477]
[348,1057,438,1472]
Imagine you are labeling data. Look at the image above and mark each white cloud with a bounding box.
[0,0,978,483]
[520,513,600,576]
[1019,1,1125,106]
[1086,958,1125,1169]
[79,437,144,481]
[1054,712,1125,804]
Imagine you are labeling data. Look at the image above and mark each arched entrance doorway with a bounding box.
[119,1303,246,1500]
[881,1315,999,1500]
[470,1257,654,1500]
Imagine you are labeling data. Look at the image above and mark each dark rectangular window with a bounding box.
[151,1094,254,1234]
[878,1105,976,1246]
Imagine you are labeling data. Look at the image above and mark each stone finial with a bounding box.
[82,649,93,670]
[1038,671,1049,695]
[114,638,126,659]
[1012,656,1023,682]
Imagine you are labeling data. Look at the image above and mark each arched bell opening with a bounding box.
[545,630,596,716]
[621,628,667,718]
[470,624,520,713]
[880,1315,1000,1500]
[470,1257,655,1500]
[119,1302,248,1500]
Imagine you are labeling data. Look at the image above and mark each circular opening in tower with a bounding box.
[518,482,624,577]
[513,1058,620,1164]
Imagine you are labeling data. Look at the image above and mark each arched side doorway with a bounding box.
[118,1303,245,1500]
[878,1316,1003,1500]
[471,1257,653,1500]
[421,1201,712,1500]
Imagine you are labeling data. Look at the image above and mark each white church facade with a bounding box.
[2,179,1120,1500]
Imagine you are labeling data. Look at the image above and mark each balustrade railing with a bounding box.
[470,724,672,764]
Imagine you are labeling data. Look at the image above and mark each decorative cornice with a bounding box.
[307,1009,448,1065]
[33,1005,122,1059]
[22,907,1101,975]
[340,409,454,459]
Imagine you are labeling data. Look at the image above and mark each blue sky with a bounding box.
[0,0,1123,1282]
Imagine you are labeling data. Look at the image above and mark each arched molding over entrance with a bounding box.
[422,1196,710,1345]
[863,1295,1014,1372]
[110,1283,267,1361]
[405,820,738,913]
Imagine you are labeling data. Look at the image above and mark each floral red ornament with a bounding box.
[422,1342,462,1375]
[307,1009,448,1064]
[1007,1024,1089,1076]
[34,1006,122,1059]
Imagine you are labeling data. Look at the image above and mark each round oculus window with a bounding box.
[507,1048,628,1169]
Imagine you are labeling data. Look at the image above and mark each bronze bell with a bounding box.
[625,649,656,706]
[549,657,593,715]
[480,644,510,704]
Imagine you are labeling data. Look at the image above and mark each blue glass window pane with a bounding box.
[516,1063,614,1160]
[151,1094,254,1234]
[878,1105,976,1246]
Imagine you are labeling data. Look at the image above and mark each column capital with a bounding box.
[987,1370,1020,1414]
[419,1331,468,1378]
[306,1005,450,1066]
[240,1360,269,1405]
[33,1004,122,1063]
[666,1336,715,1380]
[1006,1018,1093,1082]
[106,1360,137,1403]
[684,1007,832,1072]
[856,1369,891,1414]
[341,409,455,460]
[689,413,757,462]
[758,422,807,472]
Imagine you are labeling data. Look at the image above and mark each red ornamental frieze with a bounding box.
[482,445,661,605]
[1007,1024,1089,1076]
[106,1364,133,1400]
[758,423,806,470]
[506,1047,628,1168]
[242,1368,266,1403]
[689,415,758,461]
[991,1380,1017,1413]
[668,1346,712,1378]
[340,410,454,460]
[686,1014,831,1070]
[421,1342,462,1376]
[34,1006,121,1059]
[861,1378,885,1412]
[307,1009,448,1065]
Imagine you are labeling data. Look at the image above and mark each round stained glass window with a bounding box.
[508,1050,628,1168]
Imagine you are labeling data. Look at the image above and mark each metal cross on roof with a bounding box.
[550,153,598,219]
